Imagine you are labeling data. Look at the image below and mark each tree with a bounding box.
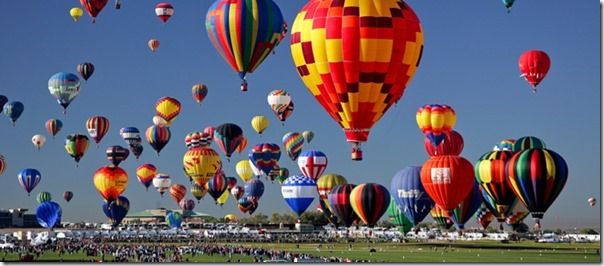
[239,213,270,225]
[270,212,297,224]
[512,223,529,233]
[580,228,599,235]
[300,210,329,226]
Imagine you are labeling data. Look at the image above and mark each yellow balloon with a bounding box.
[155,97,181,125]
[224,214,238,223]
[70,7,83,22]
[235,160,253,182]
[216,190,229,206]
[251,115,269,134]
[183,147,222,186]
[93,166,128,201]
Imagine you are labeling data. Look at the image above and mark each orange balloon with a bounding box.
[93,166,128,201]
[170,184,187,205]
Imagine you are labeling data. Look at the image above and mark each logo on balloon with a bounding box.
[430,168,451,184]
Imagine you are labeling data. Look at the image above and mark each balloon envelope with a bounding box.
[36,201,62,229]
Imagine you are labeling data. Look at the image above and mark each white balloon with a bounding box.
[32,134,46,150]
[152,116,168,126]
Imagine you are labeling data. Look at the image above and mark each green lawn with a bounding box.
[1,240,600,263]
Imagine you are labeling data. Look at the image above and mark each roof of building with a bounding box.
[126,208,213,218]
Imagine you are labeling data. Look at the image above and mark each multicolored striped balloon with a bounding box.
[282,132,304,161]
[350,183,390,227]
[507,148,568,224]
[416,104,457,147]
[192,83,208,104]
[214,123,244,159]
[183,147,222,186]
[191,183,208,202]
[76,62,95,81]
[207,171,228,203]
[475,207,495,230]
[86,116,110,145]
[120,127,140,146]
[474,150,516,222]
[180,199,195,211]
[206,0,286,91]
[105,145,129,167]
[327,184,358,228]
[512,136,546,153]
[430,205,454,230]
[36,191,52,204]
[146,125,171,155]
[297,150,328,181]
[424,130,464,157]
[64,134,90,165]
[170,184,187,205]
[290,0,424,160]
[281,175,317,217]
[449,182,482,230]
[317,173,347,209]
[45,119,63,138]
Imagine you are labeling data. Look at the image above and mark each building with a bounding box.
[0,209,41,228]
[122,208,214,225]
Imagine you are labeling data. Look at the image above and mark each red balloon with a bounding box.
[424,130,464,157]
[518,50,551,92]
[420,155,474,211]
[80,0,109,23]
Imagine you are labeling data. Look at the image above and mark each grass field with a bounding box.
[1,240,600,263]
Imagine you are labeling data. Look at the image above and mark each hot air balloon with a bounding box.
[226,176,237,191]
[224,214,238,223]
[424,130,464,157]
[588,197,597,207]
[191,183,207,202]
[282,132,304,161]
[152,115,168,126]
[80,0,108,23]
[281,175,317,218]
[249,159,263,177]
[0,155,5,176]
[48,72,81,114]
[131,144,143,160]
[502,0,515,13]
[316,200,339,226]
[155,97,181,125]
[518,50,551,93]
[449,183,482,230]
[203,126,215,139]
[391,166,434,226]
[216,191,229,206]
[274,167,289,184]
[179,199,195,211]
[65,134,89,165]
[32,134,46,150]
[504,200,530,226]
[206,0,286,91]
[0,95,6,112]
[105,145,129,167]
[120,127,140,146]
[476,207,495,230]
[302,130,314,144]
[231,185,244,201]
[70,7,84,21]
[297,150,327,181]
[18,168,41,196]
[244,179,265,202]
[493,139,515,151]
[291,0,423,161]
[192,83,208,104]
[327,184,359,228]
[102,196,130,227]
[146,125,171,155]
[183,147,222,186]
[267,90,292,122]
[207,171,228,203]
[93,166,128,201]
[214,123,244,160]
[45,119,63,138]
[430,205,454,230]
[36,201,62,230]
[36,191,52,204]
[475,150,516,222]
[237,197,257,214]
[507,148,568,229]
[248,143,281,176]
[168,184,187,205]
[420,155,474,211]
[251,116,269,135]
[148,39,160,52]
[513,136,546,153]
[416,104,457,148]
[349,183,390,227]
[63,191,74,202]
[86,116,110,146]
[235,159,253,183]
[317,174,347,209]
[3,101,24,126]
[166,211,182,228]
[153,173,172,196]
[387,198,414,234]
[155,2,174,23]
[76,62,95,81]
[275,101,294,123]
[237,136,248,154]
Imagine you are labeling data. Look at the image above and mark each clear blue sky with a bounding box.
[0,1,599,229]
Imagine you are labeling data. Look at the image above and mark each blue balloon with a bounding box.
[166,211,182,228]
[102,196,130,227]
[48,72,81,111]
[244,179,264,201]
[120,127,141,146]
[18,168,42,196]
[0,95,7,110]
[390,166,434,226]
[449,183,482,230]
[36,201,62,229]
[3,101,24,125]
[281,175,317,217]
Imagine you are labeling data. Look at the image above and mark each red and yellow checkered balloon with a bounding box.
[290,0,423,161]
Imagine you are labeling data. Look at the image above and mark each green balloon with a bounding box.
[36,191,52,204]
[387,197,413,234]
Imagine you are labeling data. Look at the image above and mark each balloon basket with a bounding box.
[351,149,363,161]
